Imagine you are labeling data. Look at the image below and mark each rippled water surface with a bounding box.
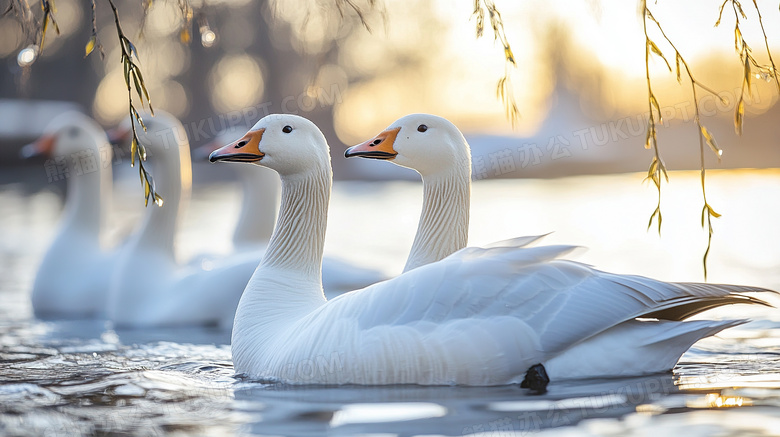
[1,169,779,436]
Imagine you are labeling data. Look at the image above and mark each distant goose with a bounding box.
[194,129,280,251]
[213,113,770,387]
[23,111,117,319]
[107,111,259,328]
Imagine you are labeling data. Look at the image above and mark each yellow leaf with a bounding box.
[503,45,515,65]
[180,28,191,43]
[735,27,743,52]
[644,123,656,150]
[709,205,722,218]
[734,98,744,135]
[85,36,96,58]
[649,94,662,122]
[700,125,722,159]
[675,52,682,83]
[130,138,137,167]
[648,40,671,71]
[648,156,658,179]
[131,70,144,103]
[647,206,662,233]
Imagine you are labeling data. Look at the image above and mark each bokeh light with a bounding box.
[17,45,38,67]
[208,54,265,113]
[200,26,217,47]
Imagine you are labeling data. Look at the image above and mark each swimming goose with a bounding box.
[211,114,769,387]
[346,114,471,272]
[23,111,116,319]
[107,111,258,328]
[196,130,386,291]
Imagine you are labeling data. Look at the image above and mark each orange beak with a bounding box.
[20,134,56,159]
[344,127,401,160]
[209,128,266,163]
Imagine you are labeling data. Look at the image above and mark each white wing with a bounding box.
[249,238,768,384]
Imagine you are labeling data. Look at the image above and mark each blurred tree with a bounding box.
[1,0,778,275]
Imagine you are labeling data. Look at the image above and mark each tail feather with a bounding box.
[644,283,774,321]
[544,319,747,380]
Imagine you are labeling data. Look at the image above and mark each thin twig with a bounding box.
[107,0,161,207]
[84,0,104,59]
[38,0,59,53]
[717,0,779,136]
[473,0,520,126]
[641,1,666,236]
[750,0,780,92]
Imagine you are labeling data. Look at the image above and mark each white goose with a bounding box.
[212,114,769,388]
[346,114,471,272]
[196,130,386,291]
[107,111,258,328]
[23,111,117,319]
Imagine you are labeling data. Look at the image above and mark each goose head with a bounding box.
[209,114,330,177]
[344,113,470,177]
[22,111,107,160]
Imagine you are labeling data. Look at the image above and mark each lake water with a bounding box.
[1,168,779,436]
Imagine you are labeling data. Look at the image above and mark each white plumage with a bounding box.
[25,112,118,319]
[212,113,770,386]
[108,111,258,328]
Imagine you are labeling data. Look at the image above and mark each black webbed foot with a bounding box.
[520,363,549,394]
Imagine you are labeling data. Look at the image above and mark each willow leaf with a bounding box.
[700,125,722,158]
[648,40,671,71]
[735,98,744,135]
[85,36,96,57]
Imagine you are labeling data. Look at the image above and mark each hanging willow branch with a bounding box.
[716,0,779,136]
[38,0,60,53]
[105,0,162,207]
[472,0,520,126]
[643,2,727,279]
[84,0,104,58]
[641,4,667,237]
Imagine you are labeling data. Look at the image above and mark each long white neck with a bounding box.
[260,168,330,283]
[233,164,280,248]
[133,141,191,259]
[58,142,112,244]
[404,168,470,272]
[232,167,330,357]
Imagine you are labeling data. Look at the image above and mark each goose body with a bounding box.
[107,112,257,328]
[212,114,769,385]
[25,112,117,319]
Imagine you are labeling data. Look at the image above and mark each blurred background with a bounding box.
[0,0,778,185]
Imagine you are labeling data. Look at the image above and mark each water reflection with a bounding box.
[1,173,780,436]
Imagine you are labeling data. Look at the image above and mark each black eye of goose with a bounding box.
[282,125,293,133]
[417,124,428,133]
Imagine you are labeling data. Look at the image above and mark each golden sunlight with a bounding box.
[333,0,780,143]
